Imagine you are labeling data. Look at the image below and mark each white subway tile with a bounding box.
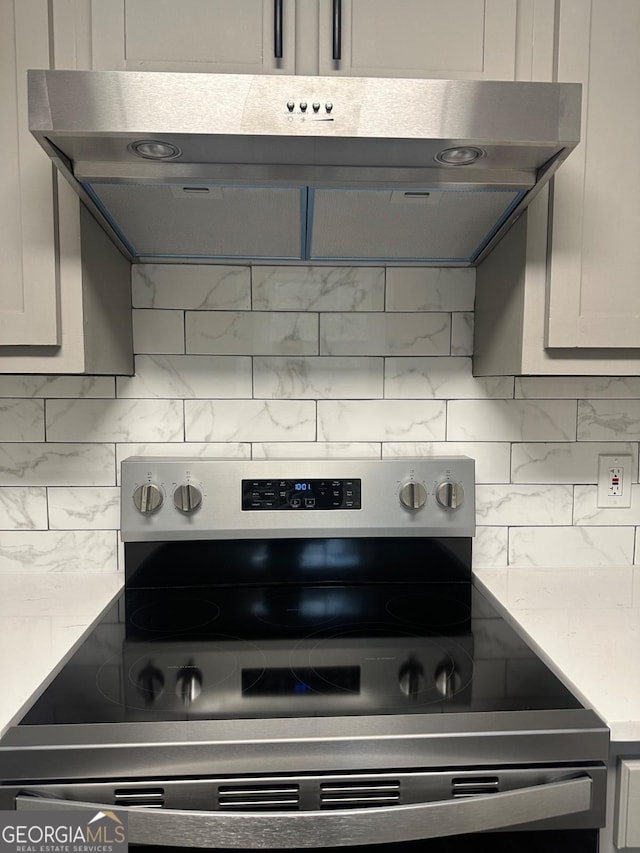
[0,488,47,529]
[252,442,381,459]
[517,377,640,399]
[317,400,446,441]
[385,268,475,311]
[578,400,640,440]
[117,355,252,399]
[0,377,114,398]
[476,485,573,526]
[252,266,384,311]
[508,526,635,567]
[385,357,513,399]
[451,312,474,356]
[254,357,383,399]
[185,400,316,442]
[573,484,640,526]
[472,527,508,568]
[48,487,120,530]
[0,444,116,486]
[0,531,118,573]
[186,311,318,355]
[0,401,44,441]
[132,309,185,354]
[448,400,577,441]
[132,264,250,309]
[46,400,184,442]
[320,313,450,356]
[512,442,638,483]
[382,441,510,483]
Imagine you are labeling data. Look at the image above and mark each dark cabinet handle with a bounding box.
[332,0,342,61]
[274,0,283,59]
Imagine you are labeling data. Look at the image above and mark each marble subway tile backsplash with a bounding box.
[0,401,45,442]
[0,531,118,573]
[1,263,639,572]
[509,526,636,567]
[0,444,116,486]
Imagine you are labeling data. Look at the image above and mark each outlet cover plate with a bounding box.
[597,454,633,508]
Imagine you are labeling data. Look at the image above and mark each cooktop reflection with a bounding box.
[19,583,581,727]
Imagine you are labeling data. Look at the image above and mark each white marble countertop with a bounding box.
[0,572,123,738]
[474,565,640,742]
[1,567,639,744]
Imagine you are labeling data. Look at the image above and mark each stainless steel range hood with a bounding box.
[28,71,581,266]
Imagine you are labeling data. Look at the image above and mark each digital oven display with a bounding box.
[242,478,361,510]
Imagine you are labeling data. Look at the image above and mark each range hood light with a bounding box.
[128,140,182,160]
[435,146,485,166]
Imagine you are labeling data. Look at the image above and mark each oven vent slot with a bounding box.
[451,777,500,798]
[218,784,300,810]
[114,788,165,809]
[320,780,401,809]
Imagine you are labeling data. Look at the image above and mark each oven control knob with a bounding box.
[435,480,464,511]
[176,668,203,706]
[132,483,164,515]
[434,662,461,700]
[398,659,425,699]
[173,483,203,514]
[137,663,165,706]
[398,481,427,511]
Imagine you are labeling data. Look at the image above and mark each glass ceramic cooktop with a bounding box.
[19,580,581,727]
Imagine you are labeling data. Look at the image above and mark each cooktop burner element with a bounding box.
[128,595,221,633]
[385,591,471,629]
[252,587,353,628]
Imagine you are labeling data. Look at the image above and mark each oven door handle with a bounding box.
[16,775,592,849]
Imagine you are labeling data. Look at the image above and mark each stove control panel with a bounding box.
[120,457,475,541]
[242,478,361,511]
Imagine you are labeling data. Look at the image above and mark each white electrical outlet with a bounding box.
[597,454,634,508]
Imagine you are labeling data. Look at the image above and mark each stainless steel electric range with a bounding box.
[0,457,608,852]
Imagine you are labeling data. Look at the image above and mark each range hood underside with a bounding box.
[29,71,582,266]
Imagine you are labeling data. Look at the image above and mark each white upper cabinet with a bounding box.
[0,0,132,374]
[474,0,640,375]
[0,0,58,346]
[318,0,520,80]
[90,0,534,81]
[91,0,296,73]
[546,0,640,349]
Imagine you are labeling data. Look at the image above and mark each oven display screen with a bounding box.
[242,478,361,510]
[242,667,361,696]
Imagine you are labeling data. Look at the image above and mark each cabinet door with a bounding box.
[91,0,296,74]
[0,0,58,346]
[547,0,640,348]
[318,0,519,80]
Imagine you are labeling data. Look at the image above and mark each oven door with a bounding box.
[13,767,604,852]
